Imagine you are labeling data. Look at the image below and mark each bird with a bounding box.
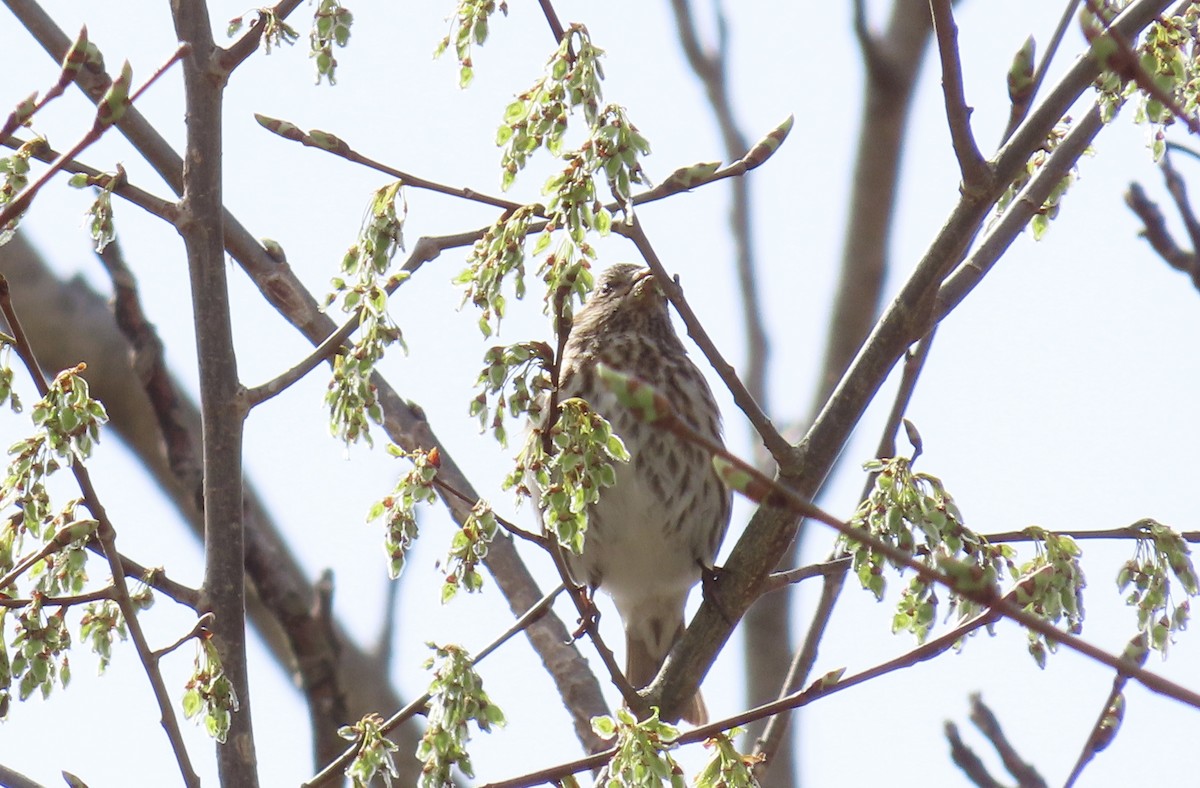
[553,262,730,724]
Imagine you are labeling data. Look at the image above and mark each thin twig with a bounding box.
[1002,0,1082,144]
[982,523,1200,544]
[153,612,215,660]
[761,558,851,593]
[305,585,568,787]
[255,118,524,212]
[0,279,200,787]
[0,43,186,229]
[0,519,100,590]
[246,230,482,407]
[1126,174,1200,290]
[2,135,181,221]
[945,721,1006,788]
[625,217,791,464]
[431,478,547,546]
[1159,148,1200,254]
[623,372,1200,714]
[1063,675,1128,787]
[929,0,991,190]
[967,694,1047,788]
[1082,0,1200,133]
[0,25,87,143]
[536,0,566,43]
[220,0,306,72]
[0,586,114,609]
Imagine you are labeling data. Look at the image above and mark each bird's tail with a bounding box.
[625,618,707,725]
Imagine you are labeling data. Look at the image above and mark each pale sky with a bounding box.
[2,1,1198,786]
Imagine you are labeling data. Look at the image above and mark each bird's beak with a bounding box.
[631,268,660,300]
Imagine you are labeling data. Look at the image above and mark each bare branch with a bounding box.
[153,612,216,660]
[0,764,48,788]
[751,566,844,779]
[761,558,851,593]
[537,0,566,42]
[0,586,114,609]
[945,721,1005,788]
[929,0,991,190]
[1126,181,1200,288]
[253,117,525,212]
[968,694,1048,788]
[169,1,258,782]
[1159,148,1200,254]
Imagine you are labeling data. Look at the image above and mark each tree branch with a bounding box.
[1001,0,1081,143]
[220,0,306,72]
[752,328,937,777]
[169,2,258,783]
[652,2,1195,712]
[626,218,789,462]
[928,0,991,191]
[306,584,568,787]
[0,278,200,787]
[9,0,610,761]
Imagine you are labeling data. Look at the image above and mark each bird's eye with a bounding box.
[599,282,615,296]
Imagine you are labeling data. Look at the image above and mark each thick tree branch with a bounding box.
[654,0,1183,731]
[753,328,937,776]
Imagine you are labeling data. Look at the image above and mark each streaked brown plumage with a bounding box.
[556,262,730,724]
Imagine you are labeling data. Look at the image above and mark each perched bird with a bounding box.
[555,262,730,724]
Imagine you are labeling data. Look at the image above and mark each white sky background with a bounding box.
[2,0,1199,786]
